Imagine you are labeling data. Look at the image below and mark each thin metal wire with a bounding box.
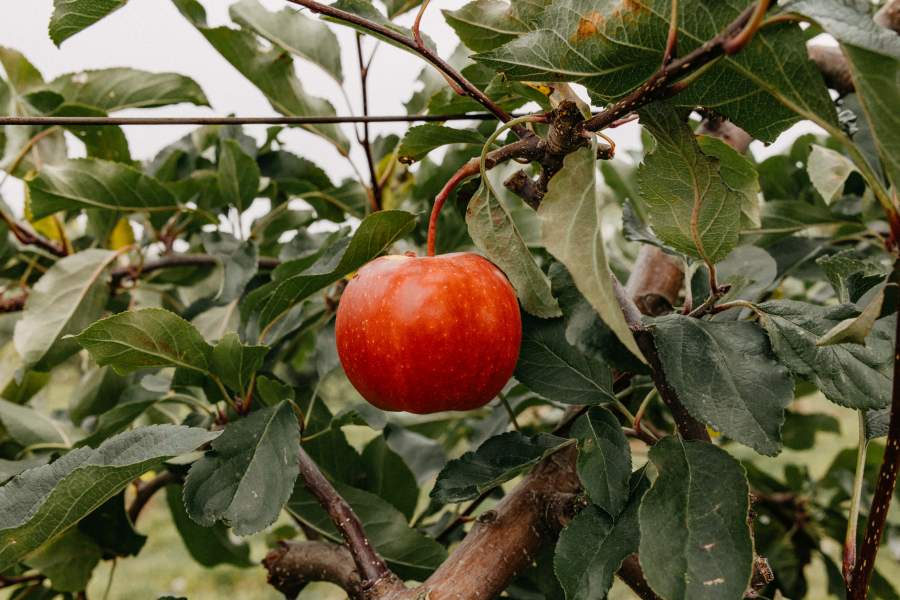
[0,113,512,126]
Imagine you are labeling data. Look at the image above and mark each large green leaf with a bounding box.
[49,0,128,46]
[514,315,615,406]
[251,210,416,336]
[649,314,792,456]
[467,183,561,318]
[571,408,631,517]
[25,529,101,592]
[555,471,648,600]
[209,333,268,396]
[397,124,487,163]
[172,0,348,153]
[288,480,447,581]
[229,0,343,82]
[637,105,741,264]
[217,139,260,212]
[27,158,179,219]
[444,0,551,52]
[0,425,217,571]
[639,437,753,600]
[757,300,894,409]
[360,436,419,521]
[696,135,760,229]
[14,249,118,370]
[184,401,300,536]
[74,308,213,375]
[539,146,643,360]
[43,68,208,111]
[431,431,571,503]
[165,485,252,568]
[475,0,836,142]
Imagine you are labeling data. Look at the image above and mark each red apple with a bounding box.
[335,252,522,414]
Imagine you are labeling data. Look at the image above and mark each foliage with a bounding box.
[0,1,898,599]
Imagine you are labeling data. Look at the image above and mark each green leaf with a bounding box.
[14,249,118,370]
[0,425,218,572]
[444,0,551,52]
[27,158,179,219]
[475,0,836,142]
[383,0,423,17]
[817,249,887,303]
[696,135,760,229]
[757,300,894,409]
[649,314,792,456]
[172,0,348,153]
[864,407,889,440]
[252,210,416,336]
[781,0,900,60]
[69,367,128,425]
[217,139,260,212]
[639,437,753,600]
[806,144,859,204]
[200,232,259,306]
[554,471,648,600]
[77,493,146,558]
[26,529,101,592]
[637,105,741,264]
[289,480,447,580]
[539,145,643,360]
[397,124,487,163]
[49,0,128,46]
[0,399,69,448]
[209,332,268,395]
[467,182,561,318]
[53,104,131,162]
[165,485,252,568]
[75,385,160,448]
[74,308,213,375]
[360,436,419,520]
[183,401,300,535]
[817,285,886,346]
[44,68,208,111]
[327,0,437,57]
[843,45,900,190]
[571,407,631,517]
[514,315,615,406]
[229,0,343,82]
[431,431,571,503]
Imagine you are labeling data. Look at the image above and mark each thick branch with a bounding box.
[297,447,403,594]
[625,246,684,317]
[264,540,364,600]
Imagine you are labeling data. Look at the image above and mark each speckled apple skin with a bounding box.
[335,252,522,414]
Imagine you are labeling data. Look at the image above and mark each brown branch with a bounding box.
[875,0,900,33]
[808,45,854,96]
[0,113,514,126]
[264,540,364,600]
[127,470,179,524]
[0,573,45,590]
[849,259,900,598]
[0,211,68,257]
[110,254,279,285]
[355,34,381,211]
[625,246,684,317]
[285,0,528,137]
[297,447,403,595]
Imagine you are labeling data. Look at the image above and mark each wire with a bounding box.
[0,113,516,127]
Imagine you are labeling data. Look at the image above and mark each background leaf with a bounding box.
[571,407,631,517]
[49,0,128,46]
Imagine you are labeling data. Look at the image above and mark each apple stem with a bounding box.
[426,114,548,257]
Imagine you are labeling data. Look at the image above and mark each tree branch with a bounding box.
[264,540,364,599]
[127,470,179,524]
[355,34,381,212]
[110,254,279,285]
[285,0,528,137]
[297,447,404,595]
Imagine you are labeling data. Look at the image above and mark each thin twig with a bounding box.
[662,0,679,66]
[355,34,381,211]
[412,0,432,51]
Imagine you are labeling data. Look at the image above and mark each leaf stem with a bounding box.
[498,392,520,431]
[844,410,868,585]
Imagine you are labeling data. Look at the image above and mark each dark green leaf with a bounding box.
[864,407,889,440]
[515,315,615,406]
[75,385,160,448]
[696,135,760,229]
[209,332,268,396]
[200,231,259,306]
[53,104,131,162]
[27,158,179,219]
[44,68,208,111]
[183,401,300,535]
[289,480,447,580]
[757,301,894,409]
[165,485,252,568]
[650,314,793,456]
[555,470,648,600]
[639,437,753,600]
[49,0,128,46]
[431,431,571,503]
[571,407,631,517]
[0,425,217,571]
[25,529,101,592]
[75,308,213,375]
[78,493,146,558]
[0,399,69,447]
[397,124,487,163]
[444,0,551,52]
[217,139,259,212]
[361,436,419,520]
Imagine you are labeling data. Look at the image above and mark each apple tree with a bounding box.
[1,0,899,599]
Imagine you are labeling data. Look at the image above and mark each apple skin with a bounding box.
[335,252,522,414]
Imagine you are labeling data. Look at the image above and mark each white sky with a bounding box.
[0,0,821,215]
